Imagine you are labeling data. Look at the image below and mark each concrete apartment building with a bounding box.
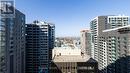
[80,29,91,56]
[25,21,55,73]
[50,47,98,73]
[99,25,130,73]
[0,8,26,73]
[90,15,129,73]
[90,16,108,61]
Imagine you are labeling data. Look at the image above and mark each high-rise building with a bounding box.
[99,25,130,73]
[80,29,91,56]
[90,15,129,73]
[90,16,108,61]
[90,15,129,61]
[25,21,55,73]
[0,9,26,73]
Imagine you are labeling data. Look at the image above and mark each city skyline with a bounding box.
[1,1,130,73]
[15,0,130,37]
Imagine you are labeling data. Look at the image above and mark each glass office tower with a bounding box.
[26,21,55,73]
[0,9,26,73]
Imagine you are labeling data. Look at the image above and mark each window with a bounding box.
[10,55,14,73]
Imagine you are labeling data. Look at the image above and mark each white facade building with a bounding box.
[90,15,129,73]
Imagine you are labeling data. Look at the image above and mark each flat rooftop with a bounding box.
[53,54,90,62]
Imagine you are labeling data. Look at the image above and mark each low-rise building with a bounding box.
[50,47,98,73]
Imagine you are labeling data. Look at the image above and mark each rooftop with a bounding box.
[52,46,91,62]
[53,54,90,62]
[52,47,81,58]
[103,25,130,32]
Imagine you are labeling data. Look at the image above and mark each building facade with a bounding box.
[99,25,130,73]
[25,21,55,73]
[0,9,26,73]
[80,29,91,56]
[90,15,129,73]
[50,47,98,73]
[90,16,107,61]
[50,59,98,73]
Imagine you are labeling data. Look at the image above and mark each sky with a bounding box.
[15,0,130,37]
